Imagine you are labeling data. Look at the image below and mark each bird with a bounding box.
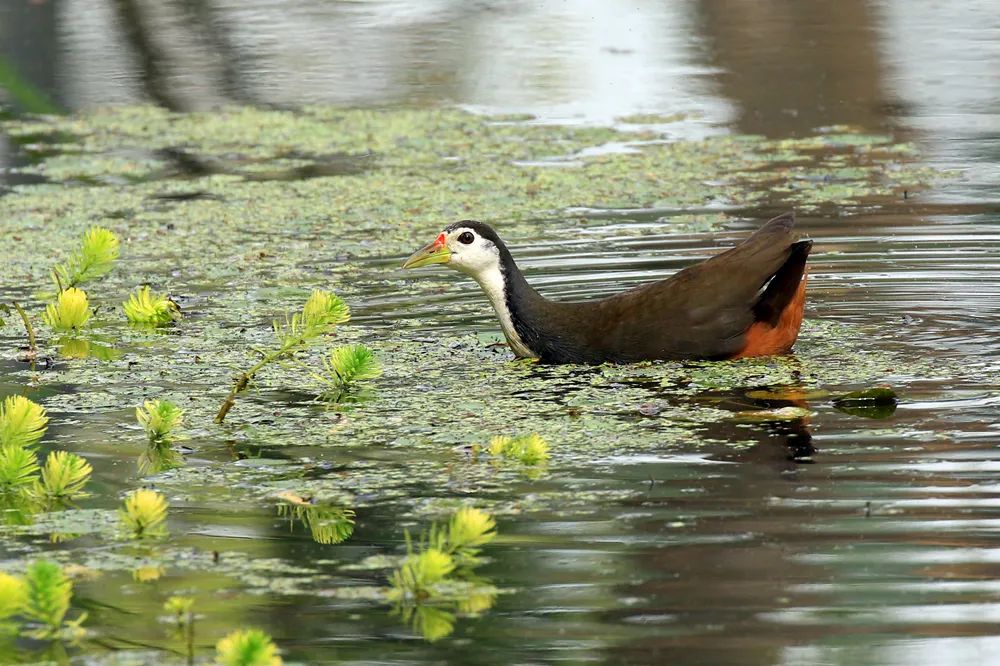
[402,212,811,364]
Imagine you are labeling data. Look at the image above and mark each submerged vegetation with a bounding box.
[215,628,282,666]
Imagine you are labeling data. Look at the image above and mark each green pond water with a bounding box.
[2,2,1000,665]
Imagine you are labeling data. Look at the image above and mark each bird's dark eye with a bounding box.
[458,231,475,245]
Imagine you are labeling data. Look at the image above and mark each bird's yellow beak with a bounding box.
[402,233,451,269]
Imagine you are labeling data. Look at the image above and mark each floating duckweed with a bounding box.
[488,433,550,465]
[215,628,282,666]
[136,399,184,442]
[0,572,27,621]
[123,285,180,326]
[0,446,38,492]
[0,395,48,449]
[43,287,92,332]
[37,451,92,500]
[52,226,120,289]
[322,344,382,388]
[120,489,169,538]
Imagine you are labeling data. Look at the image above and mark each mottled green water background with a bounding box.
[2,1,1000,664]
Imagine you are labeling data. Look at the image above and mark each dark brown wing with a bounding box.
[552,213,807,361]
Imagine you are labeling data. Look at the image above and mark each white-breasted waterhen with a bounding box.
[402,212,811,363]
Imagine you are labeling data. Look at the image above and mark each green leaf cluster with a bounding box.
[322,344,382,388]
[0,560,86,639]
[123,285,181,326]
[119,488,169,538]
[487,433,550,465]
[0,397,90,506]
[136,399,184,442]
[215,628,282,666]
[52,226,120,289]
[42,287,92,332]
[276,494,355,545]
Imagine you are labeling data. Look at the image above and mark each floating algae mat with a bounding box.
[0,106,982,661]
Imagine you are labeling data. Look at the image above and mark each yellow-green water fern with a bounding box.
[123,285,180,326]
[53,226,120,288]
[0,395,48,449]
[43,287,92,332]
[215,628,282,666]
[120,488,168,538]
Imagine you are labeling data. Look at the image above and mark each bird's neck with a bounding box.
[467,252,547,359]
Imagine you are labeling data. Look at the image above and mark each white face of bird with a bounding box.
[401,226,501,281]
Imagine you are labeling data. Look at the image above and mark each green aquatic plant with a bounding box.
[120,488,169,538]
[138,442,183,476]
[136,399,184,443]
[42,287,92,333]
[322,344,381,388]
[123,285,180,326]
[216,290,350,423]
[9,302,37,362]
[52,226,120,290]
[215,628,282,666]
[164,595,196,662]
[396,604,456,643]
[0,447,39,492]
[275,492,355,545]
[0,395,48,449]
[487,433,550,466]
[390,507,497,601]
[23,560,85,639]
[36,451,92,501]
[0,572,27,622]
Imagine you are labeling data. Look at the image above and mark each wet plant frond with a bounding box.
[0,395,48,449]
[120,488,168,539]
[323,344,381,387]
[164,595,194,620]
[390,548,455,601]
[37,451,92,500]
[135,399,184,442]
[488,433,550,465]
[0,572,26,621]
[123,285,180,326]
[274,290,349,349]
[439,507,496,565]
[23,560,72,637]
[399,604,455,643]
[43,287,92,332]
[54,226,120,288]
[215,628,282,666]
[0,446,40,492]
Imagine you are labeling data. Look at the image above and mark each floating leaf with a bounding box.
[123,285,180,326]
[0,395,48,449]
[487,433,550,465]
[43,287,92,332]
[215,628,282,666]
[832,387,898,419]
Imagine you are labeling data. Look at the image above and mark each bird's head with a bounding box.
[402,221,506,280]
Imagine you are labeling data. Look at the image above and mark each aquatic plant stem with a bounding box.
[12,302,37,359]
[214,353,276,424]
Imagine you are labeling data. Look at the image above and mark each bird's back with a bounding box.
[530,213,811,362]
